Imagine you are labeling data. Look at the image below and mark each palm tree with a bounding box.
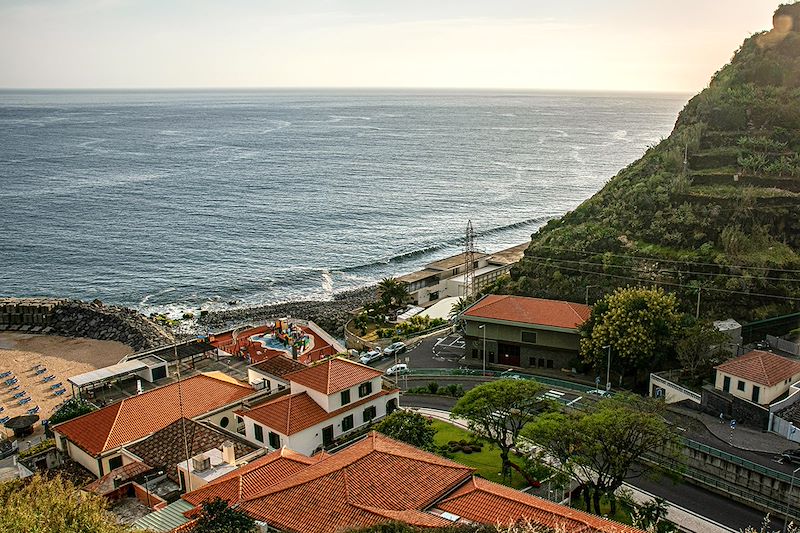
[378,278,410,311]
[449,296,475,333]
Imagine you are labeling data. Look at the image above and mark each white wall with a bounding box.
[328,377,382,411]
[716,370,800,405]
[247,368,289,391]
[289,382,330,412]
[65,439,101,477]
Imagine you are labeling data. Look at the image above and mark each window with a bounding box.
[268,432,281,449]
[521,331,538,344]
[547,359,554,369]
[737,380,746,392]
[537,358,545,368]
[108,455,123,471]
[342,414,354,431]
[472,348,479,358]
[359,382,373,398]
[220,416,230,428]
[341,389,351,405]
[363,406,377,423]
[253,424,264,443]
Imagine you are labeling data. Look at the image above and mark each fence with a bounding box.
[407,368,597,393]
[649,372,702,404]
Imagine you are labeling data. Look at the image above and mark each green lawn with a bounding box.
[430,419,528,489]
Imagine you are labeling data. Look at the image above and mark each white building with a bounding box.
[715,350,800,405]
[236,358,400,455]
[398,244,527,307]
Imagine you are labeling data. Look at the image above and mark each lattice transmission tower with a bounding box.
[464,220,476,300]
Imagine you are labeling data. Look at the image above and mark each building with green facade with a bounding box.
[462,294,591,371]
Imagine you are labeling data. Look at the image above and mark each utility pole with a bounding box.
[696,287,702,319]
[464,220,476,301]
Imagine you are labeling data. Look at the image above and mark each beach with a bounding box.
[0,333,133,421]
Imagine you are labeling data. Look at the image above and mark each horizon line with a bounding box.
[0,85,695,96]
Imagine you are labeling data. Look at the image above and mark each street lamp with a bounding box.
[585,285,598,306]
[478,325,487,375]
[785,465,800,533]
[602,345,612,391]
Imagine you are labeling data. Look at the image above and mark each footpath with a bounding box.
[411,407,736,533]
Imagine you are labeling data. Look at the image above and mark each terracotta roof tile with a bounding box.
[238,432,474,533]
[55,374,254,456]
[464,294,591,330]
[715,350,800,387]
[285,357,383,395]
[182,447,318,506]
[124,418,258,483]
[250,356,308,378]
[437,477,644,533]
[237,389,398,436]
[84,460,152,495]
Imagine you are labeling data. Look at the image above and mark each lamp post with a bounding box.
[478,324,487,375]
[602,344,612,391]
[785,465,800,533]
[585,285,598,306]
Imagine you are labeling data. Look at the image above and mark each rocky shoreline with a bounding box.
[197,285,378,337]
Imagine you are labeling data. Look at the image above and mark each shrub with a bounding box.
[427,382,440,394]
[50,398,95,425]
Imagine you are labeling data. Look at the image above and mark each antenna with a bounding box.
[175,342,192,492]
[464,220,476,300]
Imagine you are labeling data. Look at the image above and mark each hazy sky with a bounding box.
[0,0,784,91]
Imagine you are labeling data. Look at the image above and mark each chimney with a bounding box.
[222,441,235,465]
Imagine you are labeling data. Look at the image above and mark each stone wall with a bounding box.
[0,298,172,351]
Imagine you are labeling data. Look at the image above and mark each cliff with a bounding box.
[507,3,800,321]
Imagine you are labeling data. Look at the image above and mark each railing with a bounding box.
[644,450,800,520]
[683,438,794,484]
[650,372,702,403]
[406,368,597,393]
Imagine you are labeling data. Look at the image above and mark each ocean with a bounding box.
[0,89,688,317]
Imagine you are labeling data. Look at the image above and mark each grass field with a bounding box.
[430,419,528,489]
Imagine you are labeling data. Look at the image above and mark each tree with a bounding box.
[449,296,475,333]
[0,475,128,533]
[378,278,411,311]
[580,286,683,387]
[193,497,258,533]
[632,497,677,533]
[374,410,436,451]
[676,321,732,383]
[450,380,549,484]
[523,394,679,516]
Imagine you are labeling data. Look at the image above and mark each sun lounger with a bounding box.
[0,371,11,379]
[0,406,4,413]
[0,416,8,424]
[34,368,46,376]
[27,406,40,415]
[18,397,31,405]
[42,375,55,383]
[3,378,17,386]
[12,391,26,399]
[54,389,66,396]
[50,382,63,390]
[9,385,19,392]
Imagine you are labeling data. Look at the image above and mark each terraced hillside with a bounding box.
[507,3,800,322]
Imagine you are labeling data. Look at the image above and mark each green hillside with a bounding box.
[506,3,800,321]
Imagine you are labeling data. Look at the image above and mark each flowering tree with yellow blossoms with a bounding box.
[580,286,684,388]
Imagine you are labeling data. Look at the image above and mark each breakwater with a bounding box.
[198,286,378,337]
[0,298,173,351]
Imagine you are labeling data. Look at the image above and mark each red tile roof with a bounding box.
[284,357,383,395]
[250,356,308,379]
[237,389,397,436]
[84,460,152,495]
[238,432,474,533]
[182,447,318,507]
[55,374,254,456]
[716,350,800,387]
[464,294,591,330]
[437,477,643,533]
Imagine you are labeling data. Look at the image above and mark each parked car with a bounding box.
[359,350,383,365]
[385,363,409,376]
[781,449,800,464]
[383,342,407,358]
[586,389,612,398]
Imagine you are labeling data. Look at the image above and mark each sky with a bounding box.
[0,0,785,92]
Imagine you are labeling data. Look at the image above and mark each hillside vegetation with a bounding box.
[506,3,800,321]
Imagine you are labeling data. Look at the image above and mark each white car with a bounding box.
[359,350,382,365]
[385,363,409,376]
[586,389,612,398]
[383,342,407,358]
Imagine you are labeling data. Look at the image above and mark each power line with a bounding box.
[534,244,800,274]
[523,255,800,303]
